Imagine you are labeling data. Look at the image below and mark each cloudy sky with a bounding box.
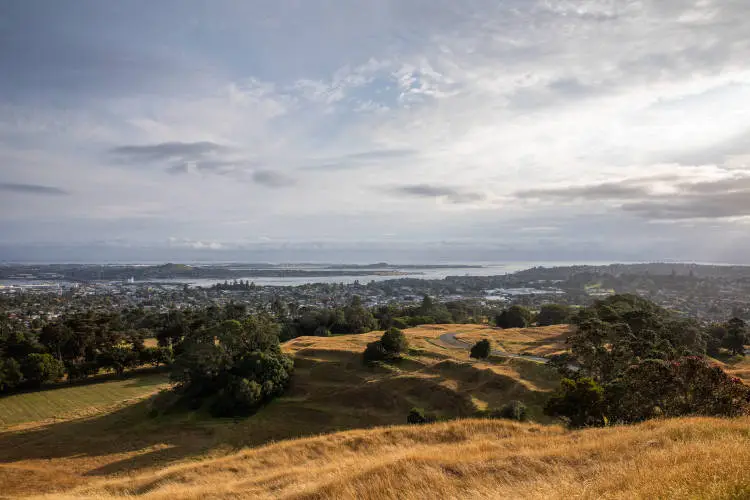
[2,0,750,263]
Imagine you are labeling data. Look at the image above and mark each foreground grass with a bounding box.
[0,372,170,427]
[42,416,750,500]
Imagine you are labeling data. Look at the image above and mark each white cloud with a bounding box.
[2,0,750,261]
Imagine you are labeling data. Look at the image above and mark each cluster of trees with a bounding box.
[277,295,488,342]
[544,295,750,427]
[279,296,378,340]
[165,316,293,417]
[0,311,172,393]
[494,304,571,329]
[211,280,256,291]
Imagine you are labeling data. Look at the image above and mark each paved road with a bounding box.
[438,332,551,364]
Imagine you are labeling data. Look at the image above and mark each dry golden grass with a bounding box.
[449,324,571,356]
[0,326,559,498]
[37,416,750,500]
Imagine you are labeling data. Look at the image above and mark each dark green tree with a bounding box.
[537,304,571,326]
[470,339,491,359]
[495,305,533,329]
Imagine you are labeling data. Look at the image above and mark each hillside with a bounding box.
[39,416,750,499]
[2,324,748,498]
[0,325,561,497]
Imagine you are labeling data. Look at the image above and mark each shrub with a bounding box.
[470,339,491,359]
[497,400,528,421]
[21,353,65,387]
[380,327,408,354]
[495,305,533,329]
[363,341,389,364]
[407,407,437,424]
[0,358,23,392]
[544,377,606,428]
[537,304,571,326]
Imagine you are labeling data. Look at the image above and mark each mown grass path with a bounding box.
[0,373,170,427]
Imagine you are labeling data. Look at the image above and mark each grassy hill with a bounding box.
[40,416,750,499]
[0,372,169,427]
[1,324,748,498]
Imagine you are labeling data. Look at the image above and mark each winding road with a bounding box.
[438,332,551,364]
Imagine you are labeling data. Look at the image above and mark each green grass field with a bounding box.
[0,372,170,427]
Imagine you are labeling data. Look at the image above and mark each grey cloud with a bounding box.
[518,174,750,220]
[110,142,229,162]
[395,184,485,203]
[516,180,656,200]
[252,170,295,188]
[303,149,417,171]
[166,160,239,175]
[0,182,69,196]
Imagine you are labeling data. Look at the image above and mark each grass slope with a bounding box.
[0,325,560,497]
[0,372,169,427]
[42,416,750,499]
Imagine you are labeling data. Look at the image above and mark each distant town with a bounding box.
[2,262,750,323]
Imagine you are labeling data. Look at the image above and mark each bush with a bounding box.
[470,339,491,359]
[407,407,437,424]
[363,328,409,364]
[544,377,606,428]
[0,358,23,392]
[497,400,528,421]
[21,353,65,387]
[363,341,389,364]
[537,304,571,326]
[495,305,533,329]
[381,327,408,354]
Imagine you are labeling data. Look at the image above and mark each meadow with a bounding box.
[0,324,747,498]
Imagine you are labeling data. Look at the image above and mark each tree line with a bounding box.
[542,295,749,427]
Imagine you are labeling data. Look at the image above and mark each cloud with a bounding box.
[395,184,485,204]
[0,182,69,196]
[516,180,653,201]
[302,149,417,171]
[110,142,229,162]
[252,170,295,188]
[517,174,750,221]
[622,175,750,220]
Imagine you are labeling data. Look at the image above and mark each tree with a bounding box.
[724,318,747,356]
[168,316,294,417]
[495,305,533,329]
[544,377,606,428]
[537,304,571,326]
[363,328,409,364]
[496,400,528,421]
[380,327,408,354]
[21,353,65,388]
[470,339,491,359]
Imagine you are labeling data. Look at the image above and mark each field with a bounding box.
[451,323,571,356]
[1,324,748,498]
[41,416,750,499]
[0,372,170,427]
[0,325,561,497]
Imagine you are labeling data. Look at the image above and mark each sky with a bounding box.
[2,0,750,263]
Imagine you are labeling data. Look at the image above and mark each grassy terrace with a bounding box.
[0,372,170,427]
